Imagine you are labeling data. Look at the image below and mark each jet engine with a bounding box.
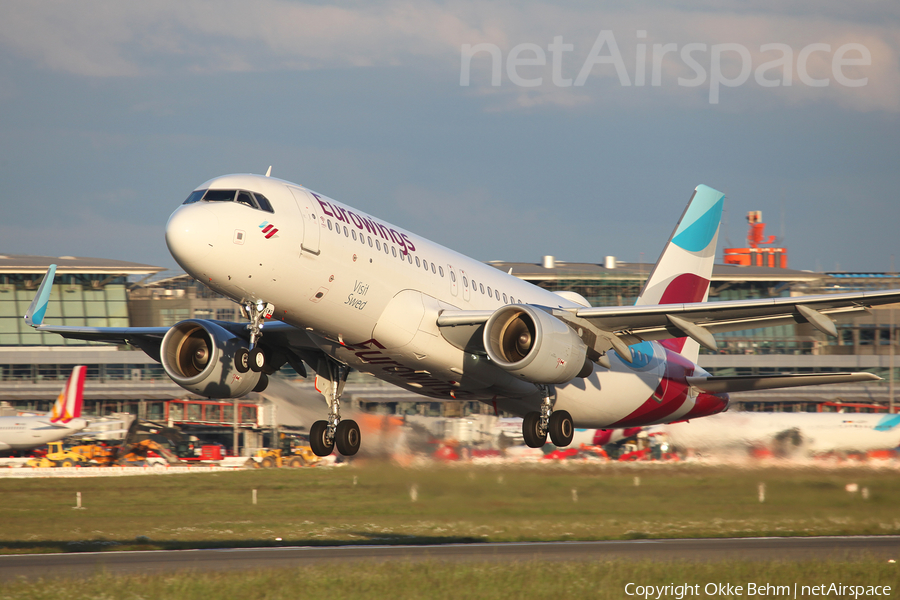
[160,320,261,398]
[483,305,591,384]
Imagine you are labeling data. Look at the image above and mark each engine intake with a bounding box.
[160,320,260,398]
[483,305,590,384]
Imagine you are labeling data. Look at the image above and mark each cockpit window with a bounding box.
[236,191,255,207]
[204,189,238,202]
[197,189,275,213]
[254,193,274,213]
[183,190,206,204]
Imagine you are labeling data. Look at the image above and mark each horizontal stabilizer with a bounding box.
[686,372,881,394]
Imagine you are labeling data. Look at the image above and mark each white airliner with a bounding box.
[661,411,900,456]
[23,174,900,457]
[0,366,87,452]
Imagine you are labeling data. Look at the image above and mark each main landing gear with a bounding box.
[309,359,361,458]
[522,385,574,449]
[235,301,274,375]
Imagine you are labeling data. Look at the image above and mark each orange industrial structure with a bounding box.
[723,211,788,268]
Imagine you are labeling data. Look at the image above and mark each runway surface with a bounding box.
[1,536,898,580]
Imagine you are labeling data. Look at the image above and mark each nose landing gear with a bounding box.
[522,385,574,448]
[235,301,274,374]
[309,359,361,457]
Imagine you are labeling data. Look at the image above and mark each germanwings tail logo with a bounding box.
[50,365,86,423]
[259,221,279,239]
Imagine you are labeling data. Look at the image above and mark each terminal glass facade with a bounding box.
[0,274,129,346]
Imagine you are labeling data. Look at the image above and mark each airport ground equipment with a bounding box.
[115,439,181,466]
[251,435,319,467]
[26,441,92,468]
[66,442,117,466]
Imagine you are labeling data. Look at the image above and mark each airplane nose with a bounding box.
[165,205,219,271]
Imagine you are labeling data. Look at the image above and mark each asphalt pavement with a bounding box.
[1,536,897,580]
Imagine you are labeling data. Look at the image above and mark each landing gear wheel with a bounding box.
[548,410,574,447]
[253,373,269,393]
[522,411,547,448]
[335,420,361,456]
[235,347,250,373]
[249,347,266,372]
[309,420,335,457]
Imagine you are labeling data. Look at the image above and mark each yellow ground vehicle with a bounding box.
[67,443,116,466]
[26,441,91,468]
[253,436,319,468]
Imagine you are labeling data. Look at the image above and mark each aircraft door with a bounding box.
[288,187,321,255]
[459,269,470,302]
[448,264,458,297]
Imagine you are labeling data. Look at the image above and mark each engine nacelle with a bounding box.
[483,305,590,384]
[160,320,260,398]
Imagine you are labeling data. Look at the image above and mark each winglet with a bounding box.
[24,264,57,327]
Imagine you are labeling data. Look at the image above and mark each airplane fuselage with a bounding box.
[662,411,900,455]
[165,174,728,428]
[0,416,87,451]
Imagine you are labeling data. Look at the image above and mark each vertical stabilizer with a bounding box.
[636,185,725,361]
[49,366,86,423]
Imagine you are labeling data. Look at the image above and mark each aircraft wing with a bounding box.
[685,372,881,394]
[438,289,900,353]
[24,265,322,373]
[572,289,900,343]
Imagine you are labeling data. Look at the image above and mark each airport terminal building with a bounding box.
[1,253,897,452]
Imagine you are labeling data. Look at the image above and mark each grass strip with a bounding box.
[1,559,897,600]
[2,463,899,554]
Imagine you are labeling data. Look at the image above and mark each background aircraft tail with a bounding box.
[49,366,86,423]
[635,185,725,362]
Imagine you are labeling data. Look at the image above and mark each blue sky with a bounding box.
[1,1,898,274]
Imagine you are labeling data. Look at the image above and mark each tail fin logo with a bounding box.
[635,185,725,362]
[50,366,86,424]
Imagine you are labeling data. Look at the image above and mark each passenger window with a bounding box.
[376,240,381,250]
[237,191,255,207]
[407,253,412,264]
[431,264,436,274]
[391,247,397,257]
[368,236,373,247]
[415,257,421,267]
[479,283,484,294]
[462,276,468,287]
[439,266,444,277]
[423,260,429,270]
[327,220,333,231]
[203,190,236,202]
[183,190,206,204]
[344,226,349,236]
[487,286,492,296]
[495,289,501,300]
[254,193,274,213]
[384,244,389,254]
[450,272,456,283]
[352,230,357,241]
[503,293,508,303]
